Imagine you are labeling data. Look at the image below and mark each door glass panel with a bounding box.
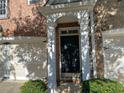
[61,35,80,73]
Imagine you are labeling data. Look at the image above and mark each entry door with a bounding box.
[60,34,80,80]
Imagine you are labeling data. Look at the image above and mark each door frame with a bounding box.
[58,27,81,81]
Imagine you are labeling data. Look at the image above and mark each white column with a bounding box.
[79,11,90,80]
[90,11,97,78]
[47,22,57,93]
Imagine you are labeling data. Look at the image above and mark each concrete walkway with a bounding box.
[0,80,25,93]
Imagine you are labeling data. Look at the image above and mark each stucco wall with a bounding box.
[0,43,47,80]
[103,32,124,84]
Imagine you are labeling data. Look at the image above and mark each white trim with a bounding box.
[58,27,79,30]
[47,22,57,93]
[79,13,90,80]
[0,0,8,19]
[102,28,124,38]
[28,0,39,5]
[38,2,95,16]
[28,0,30,5]
[59,27,79,31]
[59,27,80,36]
[0,36,46,44]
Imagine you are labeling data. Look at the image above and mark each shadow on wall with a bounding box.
[15,43,47,80]
[103,36,124,84]
[0,42,47,81]
[0,62,5,79]
[0,44,15,80]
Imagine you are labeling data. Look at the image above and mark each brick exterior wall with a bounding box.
[0,0,46,37]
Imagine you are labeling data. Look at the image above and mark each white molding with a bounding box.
[0,0,8,19]
[47,21,57,93]
[28,0,40,5]
[28,0,35,5]
[58,27,79,31]
[28,0,30,5]
[0,36,46,44]
[78,11,90,80]
[59,27,80,36]
[102,28,124,38]
[38,2,95,16]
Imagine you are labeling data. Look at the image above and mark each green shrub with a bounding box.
[81,78,124,93]
[21,80,47,93]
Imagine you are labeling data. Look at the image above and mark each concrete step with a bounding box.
[57,83,81,93]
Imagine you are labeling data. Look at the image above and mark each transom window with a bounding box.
[61,30,78,35]
[0,0,7,19]
[59,27,79,36]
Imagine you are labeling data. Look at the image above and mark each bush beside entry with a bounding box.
[81,78,124,93]
[21,80,47,93]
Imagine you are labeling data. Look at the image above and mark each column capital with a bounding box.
[47,21,57,28]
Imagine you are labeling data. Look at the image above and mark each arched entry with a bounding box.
[55,15,81,83]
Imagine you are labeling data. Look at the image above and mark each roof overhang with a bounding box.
[37,1,96,16]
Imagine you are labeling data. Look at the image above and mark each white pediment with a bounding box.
[38,1,95,16]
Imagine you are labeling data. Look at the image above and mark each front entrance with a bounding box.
[59,28,80,81]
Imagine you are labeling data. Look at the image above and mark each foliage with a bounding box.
[21,80,47,93]
[81,78,124,93]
